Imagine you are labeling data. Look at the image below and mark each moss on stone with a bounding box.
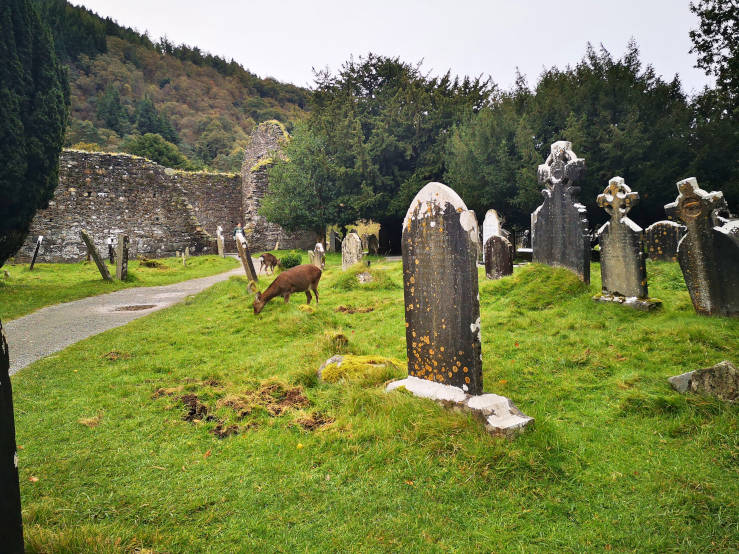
[321,355,405,386]
[250,157,274,172]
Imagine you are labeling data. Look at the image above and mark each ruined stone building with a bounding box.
[15,121,318,262]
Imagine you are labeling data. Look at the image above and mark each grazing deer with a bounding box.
[258,252,280,275]
[253,264,322,314]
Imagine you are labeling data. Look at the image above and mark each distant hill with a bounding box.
[33,0,309,172]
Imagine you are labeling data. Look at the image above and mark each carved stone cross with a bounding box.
[597,177,639,219]
[665,177,727,226]
[537,140,585,189]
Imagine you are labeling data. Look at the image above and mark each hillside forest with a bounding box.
[34,0,737,237]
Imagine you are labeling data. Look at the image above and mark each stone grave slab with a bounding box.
[341,232,363,270]
[484,235,514,280]
[532,141,590,283]
[115,233,128,280]
[644,220,685,262]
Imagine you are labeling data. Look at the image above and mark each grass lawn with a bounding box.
[0,255,239,321]
[11,254,738,552]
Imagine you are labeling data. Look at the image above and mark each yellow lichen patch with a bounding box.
[321,355,405,387]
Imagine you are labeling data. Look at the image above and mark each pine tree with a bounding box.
[0,0,69,549]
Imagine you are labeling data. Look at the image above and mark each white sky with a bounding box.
[72,0,712,95]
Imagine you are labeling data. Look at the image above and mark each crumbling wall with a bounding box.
[15,151,240,262]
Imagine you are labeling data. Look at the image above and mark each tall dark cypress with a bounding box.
[0,0,69,550]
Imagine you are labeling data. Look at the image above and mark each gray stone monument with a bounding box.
[482,209,508,264]
[80,230,112,281]
[594,177,658,310]
[107,237,115,263]
[665,177,739,317]
[644,221,686,262]
[326,230,340,253]
[216,226,225,258]
[484,235,514,280]
[386,182,532,436]
[367,234,379,256]
[341,232,363,270]
[115,233,128,281]
[532,141,590,283]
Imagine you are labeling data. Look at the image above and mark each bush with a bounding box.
[279,252,302,269]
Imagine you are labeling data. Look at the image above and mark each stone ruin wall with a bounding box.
[16,150,240,262]
[240,121,320,252]
[16,123,320,263]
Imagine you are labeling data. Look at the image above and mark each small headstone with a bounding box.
[594,177,658,310]
[29,235,43,270]
[482,209,504,264]
[115,234,129,281]
[341,232,363,270]
[367,234,379,256]
[182,251,187,266]
[668,360,737,403]
[107,237,115,263]
[216,226,225,258]
[184,247,190,259]
[326,230,340,253]
[484,235,514,280]
[80,230,112,281]
[311,243,325,269]
[532,141,590,283]
[644,221,686,262]
[665,177,739,317]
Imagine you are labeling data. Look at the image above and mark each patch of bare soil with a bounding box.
[335,305,374,314]
[181,394,208,422]
[139,258,166,269]
[104,350,131,361]
[211,423,239,439]
[152,386,183,398]
[296,411,335,431]
[114,304,156,312]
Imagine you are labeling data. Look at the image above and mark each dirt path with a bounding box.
[6,258,267,375]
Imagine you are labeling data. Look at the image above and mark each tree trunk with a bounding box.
[0,319,23,552]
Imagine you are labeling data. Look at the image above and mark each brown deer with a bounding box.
[253,264,322,314]
[258,252,280,275]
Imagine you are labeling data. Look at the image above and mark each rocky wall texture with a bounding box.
[15,151,235,262]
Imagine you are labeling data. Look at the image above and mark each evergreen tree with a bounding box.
[135,96,178,143]
[96,84,128,135]
[0,0,69,549]
[122,133,192,169]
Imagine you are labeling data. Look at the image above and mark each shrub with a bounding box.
[279,252,302,269]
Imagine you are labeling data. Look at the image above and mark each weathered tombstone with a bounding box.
[484,235,514,280]
[668,360,737,403]
[326,230,340,253]
[665,177,739,317]
[182,251,187,266]
[184,246,190,259]
[216,226,225,258]
[313,242,325,269]
[387,182,532,436]
[29,235,43,270]
[400,182,483,393]
[80,230,112,281]
[236,235,259,291]
[521,229,530,248]
[594,177,659,310]
[532,141,590,283]
[644,221,686,262]
[107,237,115,263]
[341,232,363,270]
[482,209,511,263]
[0,319,24,551]
[367,234,379,256]
[115,233,129,281]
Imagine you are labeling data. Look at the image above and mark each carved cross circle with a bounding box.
[537,140,585,189]
[597,177,639,218]
[665,177,727,223]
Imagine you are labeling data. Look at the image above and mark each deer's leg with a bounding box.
[313,284,319,304]
[305,290,312,304]
[283,293,290,303]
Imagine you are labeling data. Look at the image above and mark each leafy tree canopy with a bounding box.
[121,133,195,170]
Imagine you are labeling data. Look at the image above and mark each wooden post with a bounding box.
[80,230,112,281]
[0,319,24,552]
[115,234,128,281]
[29,235,43,270]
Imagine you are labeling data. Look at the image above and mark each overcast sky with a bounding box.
[72,0,712,95]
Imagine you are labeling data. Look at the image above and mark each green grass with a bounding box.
[11,255,739,552]
[0,255,239,320]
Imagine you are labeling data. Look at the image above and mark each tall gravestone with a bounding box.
[595,177,658,310]
[341,232,363,270]
[644,221,685,262]
[386,182,533,436]
[326,230,340,253]
[80,230,112,281]
[107,237,116,263]
[665,177,739,317]
[216,226,225,258]
[29,236,43,270]
[115,234,129,281]
[532,141,590,283]
[484,235,514,280]
[482,209,507,264]
[400,182,482,394]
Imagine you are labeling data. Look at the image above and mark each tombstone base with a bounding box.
[386,376,533,437]
[592,294,661,311]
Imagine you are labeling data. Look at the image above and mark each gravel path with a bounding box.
[6,259,265,375]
